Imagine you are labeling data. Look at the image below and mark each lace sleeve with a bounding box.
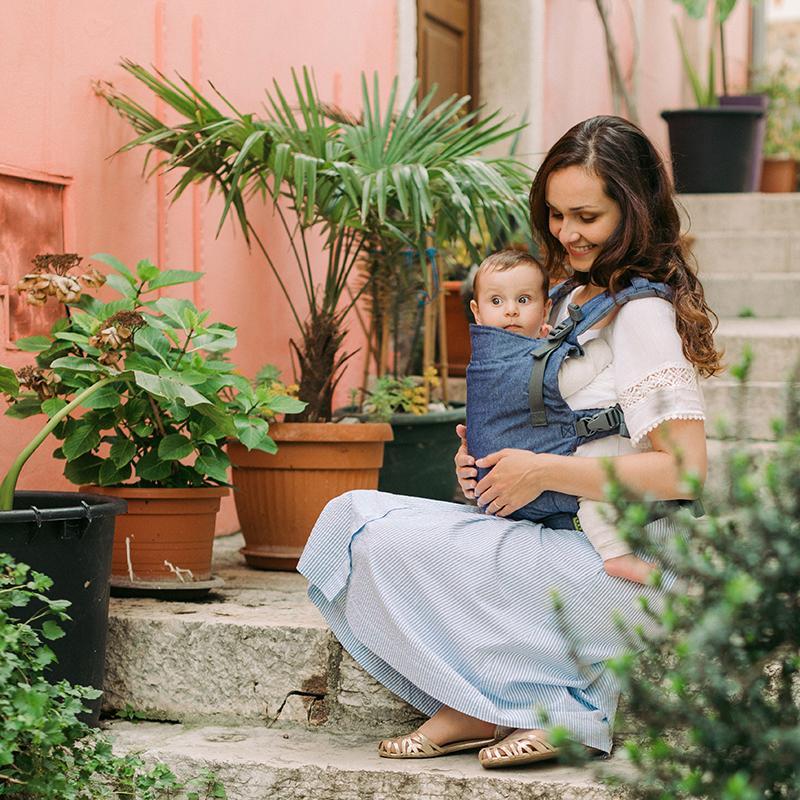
[612,298,705,448]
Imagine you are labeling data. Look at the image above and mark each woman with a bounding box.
[297,116,721,767]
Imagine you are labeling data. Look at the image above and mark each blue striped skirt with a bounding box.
[298,489,675,752]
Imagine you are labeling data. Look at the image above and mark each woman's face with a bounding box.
[545,165,622,274]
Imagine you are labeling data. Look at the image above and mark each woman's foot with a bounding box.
[478,728,559,768]
[378,706,499,759]
[603,554,656,584]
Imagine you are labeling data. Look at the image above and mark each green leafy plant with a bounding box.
[0,552,226,799]
[0,253,305,510]
[756,65,800,160]
[360,367,441,421]
[99,62,530,421]
[671,0,750,106]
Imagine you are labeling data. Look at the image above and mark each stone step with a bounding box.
[715,317,800,383]
[108,720,632,800]
[104,534,424,735]
[678,192,800,234]
[689,232,800,274]
[703,273,800,319]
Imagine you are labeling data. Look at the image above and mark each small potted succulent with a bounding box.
[2,252,304,597]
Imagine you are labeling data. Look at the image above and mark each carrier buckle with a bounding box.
[575,405,628,437]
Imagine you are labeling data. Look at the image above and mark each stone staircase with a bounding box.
[107,194,800,798]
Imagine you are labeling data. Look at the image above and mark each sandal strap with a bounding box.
[379,731,444,757]
[482,729,558,760]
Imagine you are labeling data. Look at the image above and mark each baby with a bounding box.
[468,249,654,585]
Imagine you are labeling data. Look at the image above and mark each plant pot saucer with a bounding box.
[110,575,225,600]
[239,545,301,571]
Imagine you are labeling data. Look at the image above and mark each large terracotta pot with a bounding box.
[443,280,472,377]
[228,422,393,570]
[760,157,798,193]
[80,485,228,585]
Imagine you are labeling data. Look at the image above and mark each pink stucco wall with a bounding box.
[0,0,397,533]
[542,0,752,157]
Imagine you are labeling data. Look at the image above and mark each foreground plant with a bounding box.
[0,253,305,510]
[0,553,226,799]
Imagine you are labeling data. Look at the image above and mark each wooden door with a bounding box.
[417,0,478,108]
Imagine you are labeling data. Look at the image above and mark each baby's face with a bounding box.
[470,264,551,338]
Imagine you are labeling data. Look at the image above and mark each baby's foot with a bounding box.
[603,554,656,585]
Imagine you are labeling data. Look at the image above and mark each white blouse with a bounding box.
[555,289,706,455]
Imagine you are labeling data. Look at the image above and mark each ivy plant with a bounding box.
[0,253,305,509]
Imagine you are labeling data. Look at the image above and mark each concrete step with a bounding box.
[715,317,800,383]
[703,273,800,319]
[108,720,632,800]
[104,534,423,735]
[678,192,800,234]
[688,232,800,274]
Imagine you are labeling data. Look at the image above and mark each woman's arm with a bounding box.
[469,418,707,517]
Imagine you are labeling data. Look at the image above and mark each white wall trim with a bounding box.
[396,0,417,100]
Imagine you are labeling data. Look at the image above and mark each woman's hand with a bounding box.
[474,449,551,517]
[454,424,477,500]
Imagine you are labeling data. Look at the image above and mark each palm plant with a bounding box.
[100,61,530,420]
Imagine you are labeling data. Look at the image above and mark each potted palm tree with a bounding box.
[662,0,764,193]
[100,63,529,565]
[2,253,303,590]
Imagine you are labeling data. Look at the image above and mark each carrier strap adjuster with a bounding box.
[575,404,629,438]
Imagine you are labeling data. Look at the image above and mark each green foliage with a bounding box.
[597,384,800,797]
[360,368,440,420]
[0,255,306,498]
[0,553,226,799]
[100,62,530,421]
[755,66,800,160]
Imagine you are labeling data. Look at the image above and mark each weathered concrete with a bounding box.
[105,535,422,733]
[690,231,797,274]
[714,318,800,383]
[703,273,800,319]
[109,721,635,800]
[678,192,800,233]
[703,379,794,441]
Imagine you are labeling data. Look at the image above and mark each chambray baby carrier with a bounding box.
[466,275,672,528]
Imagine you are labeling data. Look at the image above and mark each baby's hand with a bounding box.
[538,322,552,337]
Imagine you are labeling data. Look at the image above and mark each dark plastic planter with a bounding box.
[661,107,765,193]
[718,94,768,191]
[378,405,467,501]
[0,491,127,725]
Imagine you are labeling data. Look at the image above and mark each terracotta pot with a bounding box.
[760,158,798,193]
[228,422,393,570]
[80,485,228,582]
[443,280,472,378]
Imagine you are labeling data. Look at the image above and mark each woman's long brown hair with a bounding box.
[529,116,722,377]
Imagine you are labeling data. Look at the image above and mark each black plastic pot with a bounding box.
[661,107,765,193]
[0,491,127,725]
[378,406,467,501]
[718,94,768,191]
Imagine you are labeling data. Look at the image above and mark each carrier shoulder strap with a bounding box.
[528,276,673,427]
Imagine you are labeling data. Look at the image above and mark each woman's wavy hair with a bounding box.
[529,115,722,377]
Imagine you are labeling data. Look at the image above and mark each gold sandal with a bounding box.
[478,728,560,768]
[378,727,505,759]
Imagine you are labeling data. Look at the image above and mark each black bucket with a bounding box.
[662,107,764,193]
[0,491,127,725]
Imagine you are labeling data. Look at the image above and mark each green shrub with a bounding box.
[0,553,225,799]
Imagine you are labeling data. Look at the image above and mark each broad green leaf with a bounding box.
[123,397,148,424]
[136,259,160,282]
[62,422,101,460]
[50,356,103,373]
[158,368,208,386]
[132,370,165,397]
[233,415,269,450]
[194,448,230,482]
[158,433,195,460]
[0,365,19,396]
[136,449,173,481]
[250,433,278,454]
[134,327,170,366]
[110,438,137,468]
[68,310,99,334]
[82,385,122,409]
[5,396,42,419]
[98,458,132,486]
[41,397,68,418]
[264,394,307,414]
[63,452,103,485]
[147,268,203,291]
[105,273,138,298]
[91,253,137,284]
[14,335,52,353]
[53,331,93,348]
[147,297,195,329]
[41,620,65,641]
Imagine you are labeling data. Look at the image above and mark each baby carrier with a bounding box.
[466,275,672,528]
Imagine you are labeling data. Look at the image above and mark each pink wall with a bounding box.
[0,0,397,533]
[542,0,752,157]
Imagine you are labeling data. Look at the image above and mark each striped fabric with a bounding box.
[298,489,678,753]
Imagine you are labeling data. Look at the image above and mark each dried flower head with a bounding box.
[31,253,83,275]
[89,311,146,357]
[16,365,60,401]
[80,268,107,289]
[15,253,106,307]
